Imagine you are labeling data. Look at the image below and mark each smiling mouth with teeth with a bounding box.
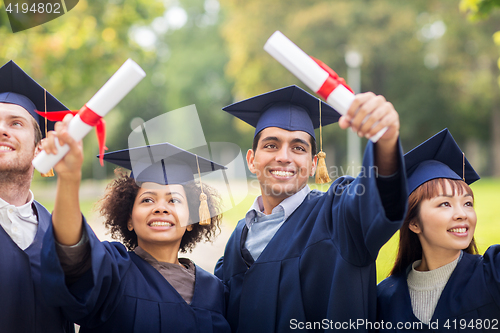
[0,146,13,151]
[448,227,467,233]
[149,221,173,227]
[270,170,294,177]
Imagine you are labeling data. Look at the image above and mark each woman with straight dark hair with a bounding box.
[377,129,500,331]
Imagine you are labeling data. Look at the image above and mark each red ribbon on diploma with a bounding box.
[36,105,108,166]
[310,56,354,100]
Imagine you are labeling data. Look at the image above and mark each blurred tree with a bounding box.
[1,0,242,181]
[122,0,238,149]
[0,0,166,180]
[3,0,500,179]
[95,0,241,180]
[461,0,500,18]
[461,0,500,175]
[220,0,500,175]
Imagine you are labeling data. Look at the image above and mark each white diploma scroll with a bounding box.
[264,31,387,142]
[32,59,146,174]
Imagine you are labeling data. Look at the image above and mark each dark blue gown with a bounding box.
[215,142,407,332]
[377,247,500,332]
[41,221,231,333]
[0,201,73,333]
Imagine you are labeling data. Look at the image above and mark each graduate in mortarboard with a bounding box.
[0,60,74,333]
[377,129,500,331]
[39,114,231,333]
[214,85,407,332]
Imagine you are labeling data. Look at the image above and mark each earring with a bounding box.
[186,225,193,232]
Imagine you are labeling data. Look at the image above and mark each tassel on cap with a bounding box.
[41,169,55,177]
[315,99,331,184]
[462,152,465,181]
[199,192,211,225]
[196,155,211,225]
[315,151,331,184]
[40,89,54,177]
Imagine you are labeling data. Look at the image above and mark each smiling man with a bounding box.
[0,60,74,333]
[215,85,408,332]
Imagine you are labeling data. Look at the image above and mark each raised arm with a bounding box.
[42,114,84,246]
[338,92,400,176]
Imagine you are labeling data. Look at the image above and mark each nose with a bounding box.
[153,202,169,214]
[275,146,291,164]
[0,122,10,137]
[453,205,467,220]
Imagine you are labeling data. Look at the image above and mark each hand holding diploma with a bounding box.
[43,114,83,180]
[33,59,146,174]
[264,31,399,143]
[43,113,85,245]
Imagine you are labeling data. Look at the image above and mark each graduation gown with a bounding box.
[0,201,73,333]
[215,142,407,332]
[377,247,500,332]
[41,221,231,333]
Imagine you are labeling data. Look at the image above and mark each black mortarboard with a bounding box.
[405,128,480,195]
[99,142,226,185]
[222,85,340,139]
[0,60,68,137]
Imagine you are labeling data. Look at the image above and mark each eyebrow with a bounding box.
[261,136,280,143]
[260,136,310,147]
[7,115,29,121]
[139,191,186,199]
[436,193,473,198]
[290,138,310,147]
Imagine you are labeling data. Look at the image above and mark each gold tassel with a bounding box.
[41,169,55,177]
[315,99,331,184]
[196,155,211,225]
[198,192,211,225]
[40,89,54,177]
[462,152,465,181]
[315,151,331,184]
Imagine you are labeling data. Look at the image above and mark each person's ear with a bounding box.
[186,224,193,232]
[310,154,318,177]
[408,220,421,234]
[127,219,134,231]
[34,140,43,157]
[246,149,257,174]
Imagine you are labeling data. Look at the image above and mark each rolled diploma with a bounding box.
[32,59,146,174]
[264,31,387,142]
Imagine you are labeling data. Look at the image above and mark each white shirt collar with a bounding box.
[0,190,35,217]
[245,185,311,227]
[0,190,38,250]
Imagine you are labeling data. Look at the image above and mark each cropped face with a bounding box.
[128,183,191,252]
[0,103,38,173]
[410,180,476,257]
[247,126,317,201]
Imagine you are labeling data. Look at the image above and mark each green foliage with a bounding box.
[220,0,500,171]
[3,0,240,182]
[1,0,166,181]
[461,0,500,19]
[4,0,500,181]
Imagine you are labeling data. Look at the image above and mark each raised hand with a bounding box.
[42,113,84,180]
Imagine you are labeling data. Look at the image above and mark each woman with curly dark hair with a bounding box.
[39,115,231,333]
[100,169,222,255]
